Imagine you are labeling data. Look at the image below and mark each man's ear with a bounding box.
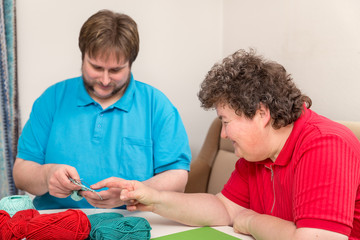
[258,103,271,127]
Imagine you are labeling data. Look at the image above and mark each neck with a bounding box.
[91,90,125,110]
[269,123,294,162]
[97,98,118,110]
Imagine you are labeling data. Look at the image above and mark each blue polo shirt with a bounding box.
[17,74,191,209]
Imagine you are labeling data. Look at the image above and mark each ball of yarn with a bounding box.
[0,195,35,217]
[88,213,151,240]
[26,209,90,240]
[71,190,83,201]
[0,209,39,240]
[0,210,10,230]
[88,212,124,227]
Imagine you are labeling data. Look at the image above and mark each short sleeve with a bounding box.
[17,86,56,163]
[151,94,191,173]
[222,158,250,208]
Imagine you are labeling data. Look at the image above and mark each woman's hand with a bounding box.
[106,179,160,212]
[232,208,258,235]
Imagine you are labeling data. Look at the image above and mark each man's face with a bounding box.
[216,104,268,162]
[82,52,131,104]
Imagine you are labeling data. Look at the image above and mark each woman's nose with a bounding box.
[220,126,228,139]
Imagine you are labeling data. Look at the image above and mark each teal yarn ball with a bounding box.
[88,212,124,227]
[71,190,83,201]
[88,213,152,240]
[0,195,35,217]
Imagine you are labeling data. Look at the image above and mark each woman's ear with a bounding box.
[258,103,271,127]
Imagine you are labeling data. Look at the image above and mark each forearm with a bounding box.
[112,181,234,227]
[246,213,347,240]
[153,191,231,227]
[143,169,188,192]
[247,214,296,240]
[13,158,52,196]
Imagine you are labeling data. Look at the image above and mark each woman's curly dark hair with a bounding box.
[198,49,312,129]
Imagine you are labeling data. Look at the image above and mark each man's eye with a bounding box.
[93,66,102,71]
[109,69,121,74]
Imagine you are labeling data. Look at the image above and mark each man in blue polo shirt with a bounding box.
[13,9,191,210]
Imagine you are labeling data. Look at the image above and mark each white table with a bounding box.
[40,208,254,239]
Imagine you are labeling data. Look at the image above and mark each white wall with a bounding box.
[17,0,360,160]
[16,0,222,157]
[223,0,360,121]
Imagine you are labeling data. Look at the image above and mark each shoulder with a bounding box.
[298,109,360,153]
[134,80,169,99]
[305,111,356,140]
[33,76,81,108]
[133,80,176,110]
[38,76,80,97]
[45,76,81,93]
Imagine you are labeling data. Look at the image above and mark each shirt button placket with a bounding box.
[93,112,104,140]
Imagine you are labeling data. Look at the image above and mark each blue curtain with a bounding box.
[0,0,19,198]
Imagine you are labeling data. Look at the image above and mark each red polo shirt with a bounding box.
[222,108,360,238]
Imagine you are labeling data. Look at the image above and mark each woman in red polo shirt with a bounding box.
[107,49,360,240]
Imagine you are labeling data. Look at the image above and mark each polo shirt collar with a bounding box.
[112,73,135,112]
[77,73,136,112]
[255,106,312,167]
[272,107,312,166]
[77,77,94,107]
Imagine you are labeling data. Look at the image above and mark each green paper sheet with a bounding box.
[151,227,242,240]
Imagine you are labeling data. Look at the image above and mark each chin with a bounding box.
[94,91,113,99]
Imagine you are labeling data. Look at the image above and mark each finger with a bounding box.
[131,203,152,212]
[124,199,138,206]
[49,186,73,198]
[85,196,124,209]
[92,177,125,189]
[106,181,130,189]
[129,199,138,205]
[91,178,112,190]
[81,191,104,201]
[126,205,138,212]
[120,189,131,201]
[66,167,81,182]
[49,178,73,194]
[67,178,83,191]
[62,168,81,190]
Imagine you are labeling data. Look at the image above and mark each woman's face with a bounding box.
[216,104,270,162]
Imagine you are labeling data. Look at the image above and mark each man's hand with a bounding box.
[81,177,127,208]
[46,164,81,198]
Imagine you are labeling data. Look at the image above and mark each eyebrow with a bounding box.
[109,65,127,71]
[88,61,128,71]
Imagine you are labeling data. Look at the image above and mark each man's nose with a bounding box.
[100,71,111,86]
